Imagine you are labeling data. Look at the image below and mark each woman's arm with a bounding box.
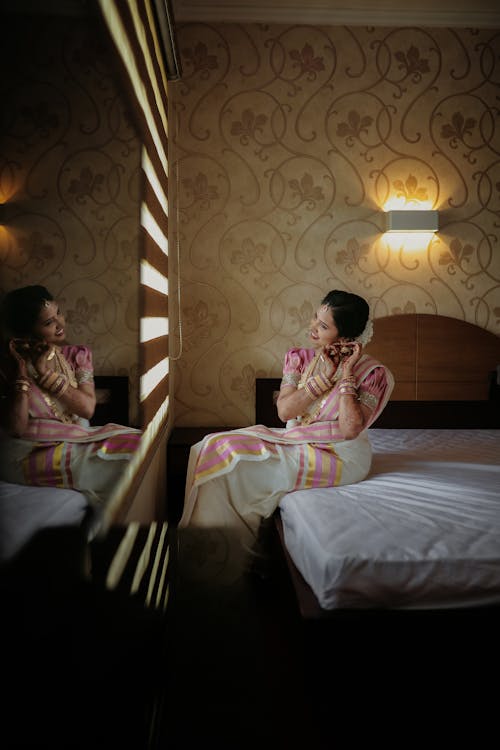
[337,344,387,439]
[277,370,371,437]
[34,346,96,421]
[334,343,371,439]
[277,384,315,423]
[276,348,315,422]
[337,391,371,439]
[277,343,375,439]
[50,380,96,420]
[1,342,97,436]
[0,341,31,437]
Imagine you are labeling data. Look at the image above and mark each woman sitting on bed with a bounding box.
[178,289,395,588]
[0,285,141,528]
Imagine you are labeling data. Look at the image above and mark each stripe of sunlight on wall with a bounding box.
[140,195,169,428]
[96,0,171,526]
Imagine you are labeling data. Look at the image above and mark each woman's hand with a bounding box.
[318,346,340,381]
[32,344,54,380]
[8,339,29,378]
[44,348,96,420]
[319,339,363,381]
[335,341,367,439]
[338,341,362,376]
[9,338,51,377]
[4,340,31,436]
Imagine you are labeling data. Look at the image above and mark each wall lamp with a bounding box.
[385,210,439,233]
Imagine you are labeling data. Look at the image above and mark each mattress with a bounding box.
[279,429,500,610]
[0,481,88,563]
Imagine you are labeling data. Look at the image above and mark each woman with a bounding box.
[0,285,142,532]
[178,289,394,587]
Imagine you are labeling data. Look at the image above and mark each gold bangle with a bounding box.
[339,377,357,386]
[49,374,64,393]
[57,379,70,397]
[339,384,358,396]
[40,371,58,390]
[50,374,68,395]
[304,378,321,400]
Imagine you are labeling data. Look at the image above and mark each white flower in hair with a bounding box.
[355,319,373,347]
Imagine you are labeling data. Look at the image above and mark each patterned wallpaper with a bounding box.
[0,13,141,426]
[170,23,500,427]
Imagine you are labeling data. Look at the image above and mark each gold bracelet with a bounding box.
[50,374,69,396]
[339,377,357,387]
[339,383,358,396]
[304,378,321,400]
[304,372,332,400]
[40,371,58,390]
[49,374,64,393]
[57,379,70,397]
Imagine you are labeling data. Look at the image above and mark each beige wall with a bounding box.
[0,13,141,426]
[170,23,500,427]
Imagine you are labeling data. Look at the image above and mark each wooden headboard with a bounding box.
[365,314,499,401]
[256,314,500,429]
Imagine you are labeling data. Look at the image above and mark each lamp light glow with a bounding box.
[385,210,439,233]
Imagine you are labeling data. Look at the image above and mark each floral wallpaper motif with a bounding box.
[170,23,500,427]
[0,13,141,426]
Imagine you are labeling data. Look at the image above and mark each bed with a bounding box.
[0,481,88,563]
[256,314,500,617]
[0,375,130,564]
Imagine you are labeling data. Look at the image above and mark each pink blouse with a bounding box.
[62,345,94,384]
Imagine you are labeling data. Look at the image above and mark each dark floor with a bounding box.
[156,528,500,750]
[2,526,499,749]
[1,527,165,750]
[159,545,329,750]
[157,522,500,750]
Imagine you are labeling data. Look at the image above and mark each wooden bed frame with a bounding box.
[256,314,500,619]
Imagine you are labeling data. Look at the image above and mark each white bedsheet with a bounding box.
[279,429,500,610]
[0,481,88,563]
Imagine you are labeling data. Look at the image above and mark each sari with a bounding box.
[0,345,141,519]
[178,348,394,587]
